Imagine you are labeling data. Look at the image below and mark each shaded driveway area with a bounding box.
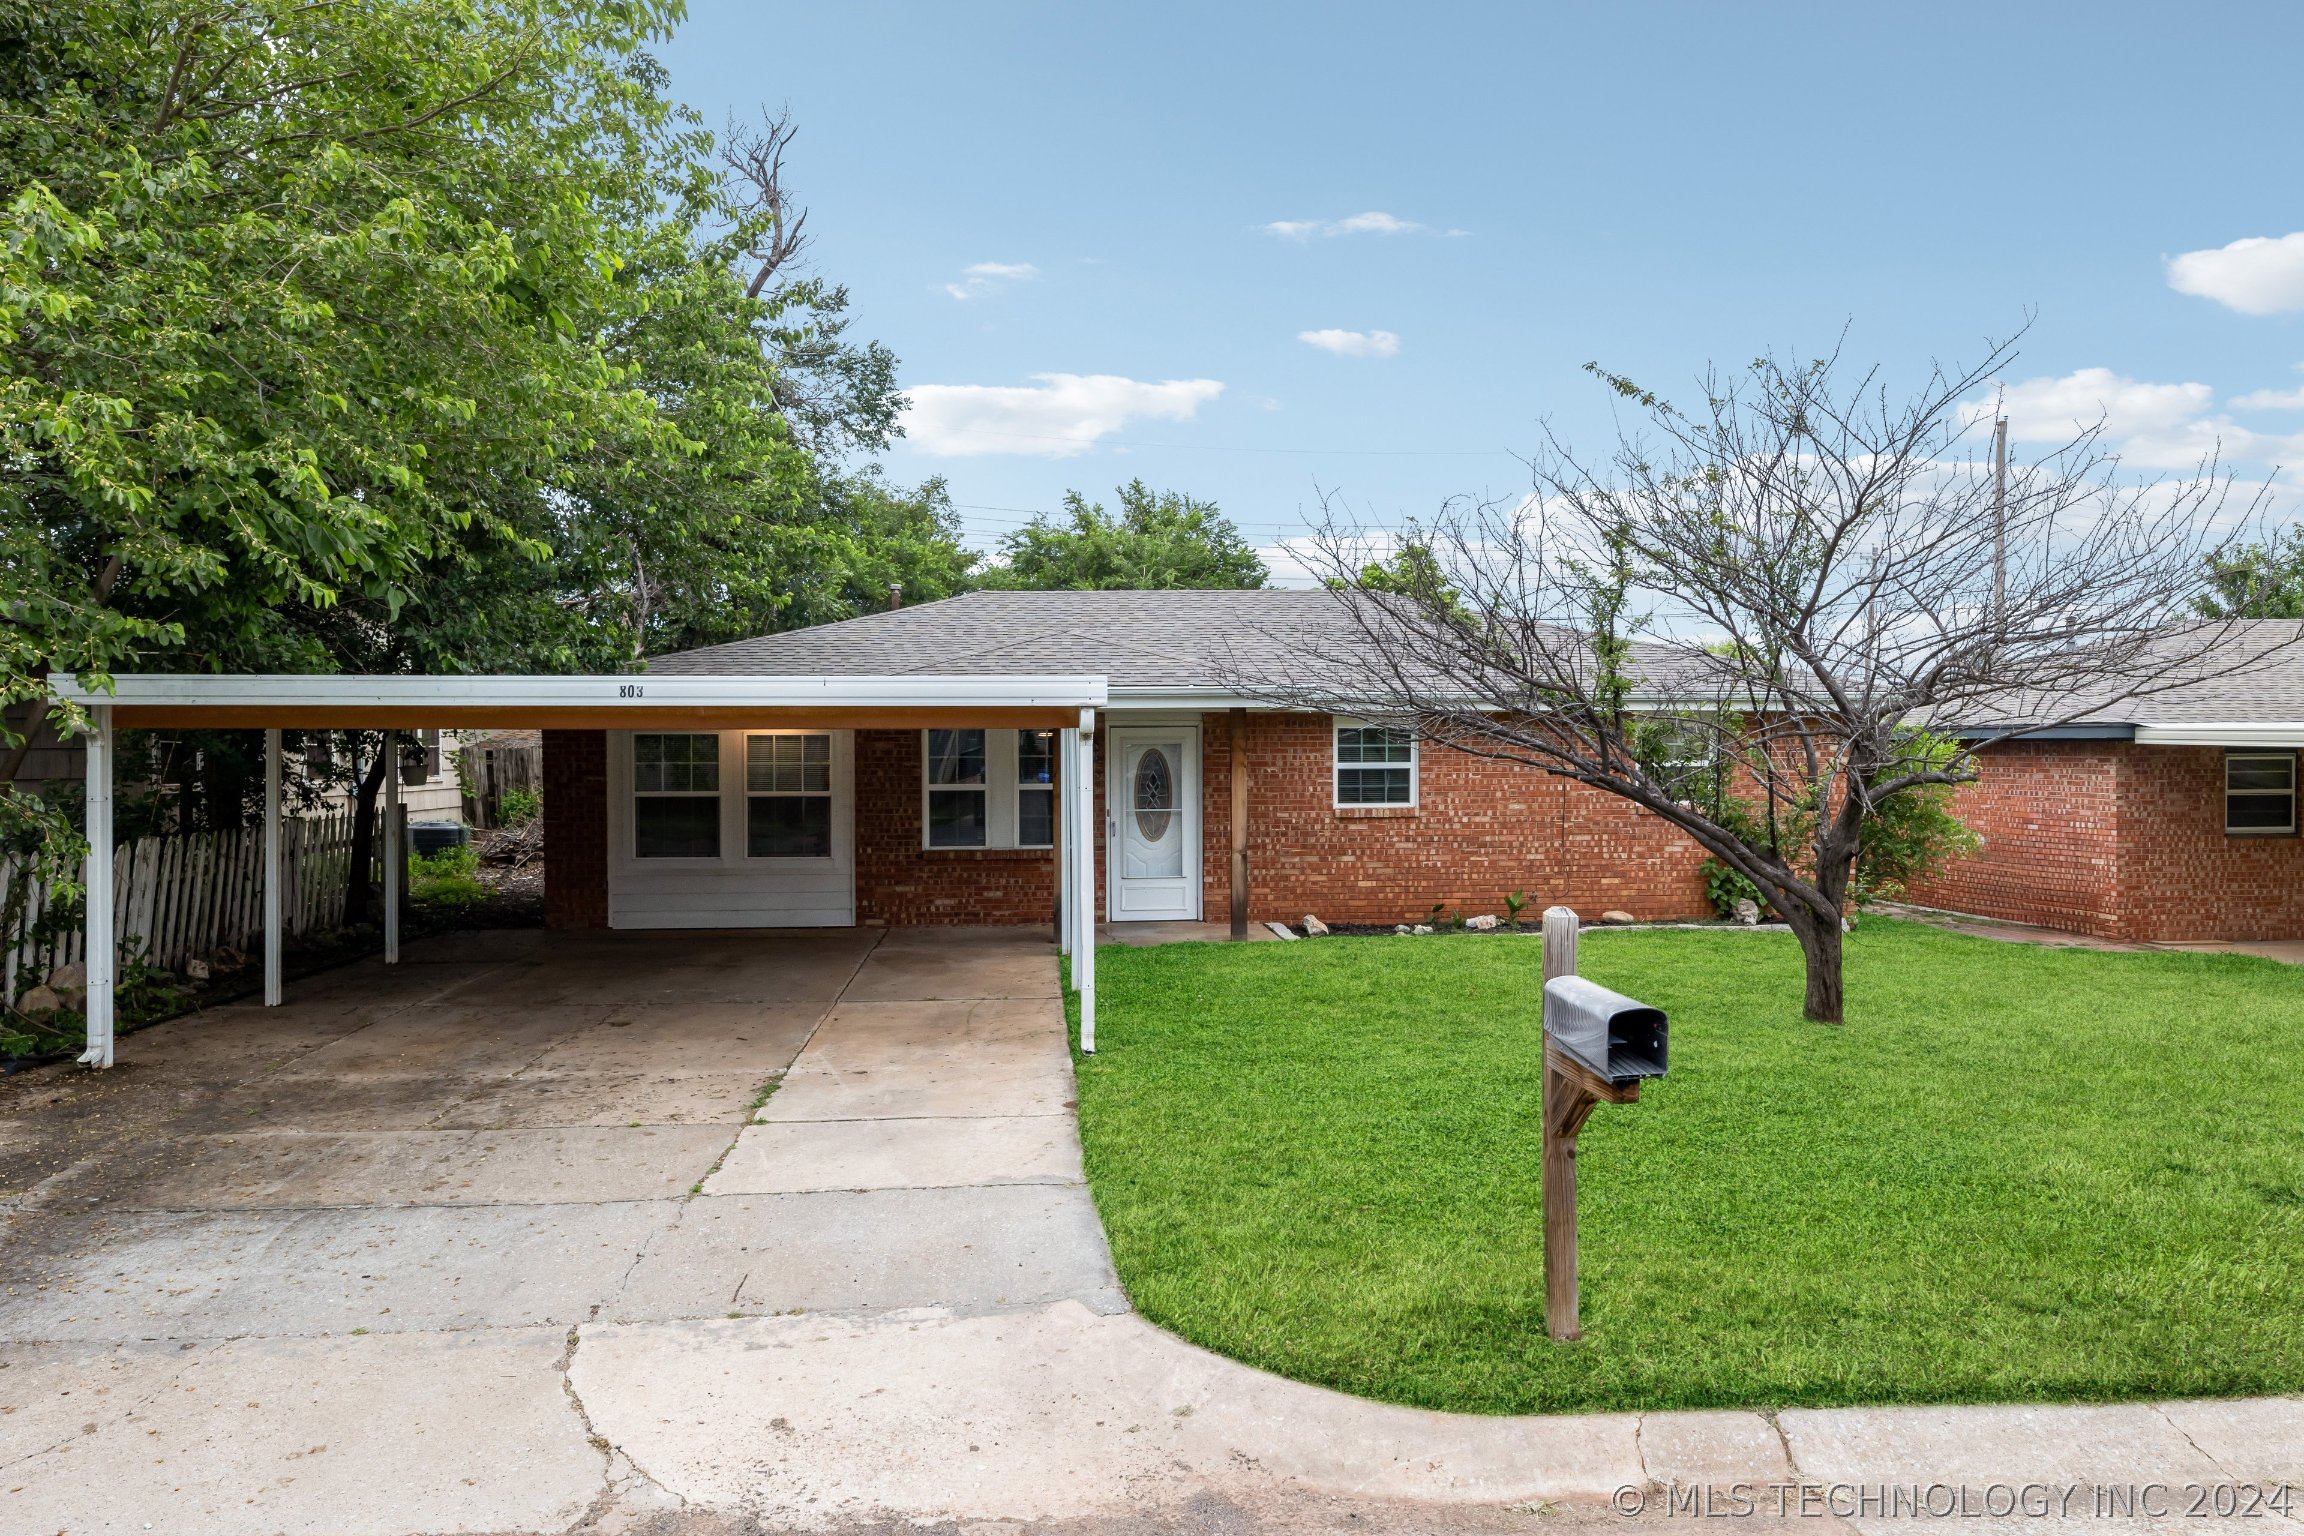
[3,928,2300,1535]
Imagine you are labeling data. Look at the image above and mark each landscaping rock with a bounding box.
[48,961,86,991]
[16,984,62,1017]
[185,957,211,981]
[1598,910,1636,926]
[1734,898,1760,926]
[1411,924,1435,935]
[215,944,246,967]
[1464,914,1500,931]
[1302,915,1329,936]
[1393,925,1411,935]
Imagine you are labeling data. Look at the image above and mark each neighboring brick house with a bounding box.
[1911,620,2304,942]
[540,589,1715,932]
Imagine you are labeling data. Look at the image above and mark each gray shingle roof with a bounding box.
[1950,619,2304,727]
[651,594,2304,725]
[648,589,1387,690]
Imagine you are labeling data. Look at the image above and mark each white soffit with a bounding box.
[2134,723,2304,748]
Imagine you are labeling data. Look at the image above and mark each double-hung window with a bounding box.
[633,733,721,857]
[746,733,833,857]
[2226,752,2297,835]
[925,729,989,847]
[1334,722,1416,806]
[921,729,1058,848]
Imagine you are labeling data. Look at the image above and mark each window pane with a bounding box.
[635,795,720,858]
[2228,792,2295,831]
[926,730,986,786]
[639,733,718,793]
[1338,766,1413,805]
[1018,729,1055,786]
[928,788,987,847]
[2227,757,2295,793]
[749,734,832,795]
[1019,786,1054,847]
[1337,726,1411,764]
[748,795,832,857]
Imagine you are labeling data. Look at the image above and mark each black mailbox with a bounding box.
[1542,975,1668,1085]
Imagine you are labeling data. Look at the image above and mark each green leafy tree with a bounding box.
[0,0,702,875]
[2197,528,2304,619]
[980,480,1267,590]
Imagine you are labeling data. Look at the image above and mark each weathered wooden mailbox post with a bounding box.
[1539,905,1669,1341]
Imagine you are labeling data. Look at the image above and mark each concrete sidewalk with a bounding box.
[2,927,2299,1535]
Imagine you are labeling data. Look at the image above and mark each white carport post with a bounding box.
[263,727,283,1006]
[79,704,115,1068]
[382,730,401,964]
[1073,708,1096,1053]
[1056,725,1075,960]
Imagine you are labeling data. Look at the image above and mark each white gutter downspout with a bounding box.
[79,705,114,1068]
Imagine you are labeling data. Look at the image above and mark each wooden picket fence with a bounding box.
[1,813,356,1003]
[459,741,541,830]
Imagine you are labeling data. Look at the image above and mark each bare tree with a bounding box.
[723,107,810,298]
[1250,337,2287,1022]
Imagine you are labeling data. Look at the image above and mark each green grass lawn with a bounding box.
[1069,918,2304,1415]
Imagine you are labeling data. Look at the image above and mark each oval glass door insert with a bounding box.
[1133,746,1175,843]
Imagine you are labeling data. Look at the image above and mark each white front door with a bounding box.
[1107,727,1200,920]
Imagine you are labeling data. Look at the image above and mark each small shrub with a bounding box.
[1702,857,1766,919]
[410,844,486,908]
[1503,890,1527,930]
[498,787,541,828]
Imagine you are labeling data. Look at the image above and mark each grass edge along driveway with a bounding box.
[1069,919,2304,1415]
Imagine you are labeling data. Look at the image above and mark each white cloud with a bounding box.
[2230,382,2304,411]
[943,261,1040,300]
[1297,327,1400,359]
[2166,232,2304,315]
[901,373,1225,458]
[1968,366,2304,475]
[1975,367,2215,447]
[1260,210,1431,239]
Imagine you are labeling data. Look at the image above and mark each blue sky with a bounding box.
[657,1,2304,581]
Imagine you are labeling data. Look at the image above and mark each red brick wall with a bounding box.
[2118,746,2304,941]
[1904,740,2126,938]
[852,728,1064,925]
[1903,741,2304,942]
[564,717,1717,931]
[1204,712,1710,926]
[541,729,607,930]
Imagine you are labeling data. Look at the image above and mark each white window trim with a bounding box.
[1017,728,1056,849]
[2225,750,2297,836]
[922,729,1055,850]
[630,730,727,862]
[742,731,839,864]
[1332,718,1419,809]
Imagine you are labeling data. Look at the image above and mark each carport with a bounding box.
[50,672,1107,1067]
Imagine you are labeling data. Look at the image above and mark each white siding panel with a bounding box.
[606,730,856,929]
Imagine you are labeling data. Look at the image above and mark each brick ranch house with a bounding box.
[541,589,1716,933]
[59,598,2304,1066]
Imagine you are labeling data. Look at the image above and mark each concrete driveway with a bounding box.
[4,927,2299,1535]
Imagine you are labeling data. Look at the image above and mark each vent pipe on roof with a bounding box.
[888,582,903,610]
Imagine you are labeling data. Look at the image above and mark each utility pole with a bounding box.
[1991,416,2008,637]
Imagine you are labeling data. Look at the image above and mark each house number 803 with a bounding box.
[619,684,644,698]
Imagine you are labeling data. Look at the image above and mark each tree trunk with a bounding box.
[342,745,389,929]
[1784,909,1845,1023]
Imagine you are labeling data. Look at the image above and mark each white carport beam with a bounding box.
[1056,726,1075,962]
[383,730,400,964]
[52,672,1110,730]
[264,727,282,1006]
[79,705,115,1068]
[1075,708,1097,1054]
